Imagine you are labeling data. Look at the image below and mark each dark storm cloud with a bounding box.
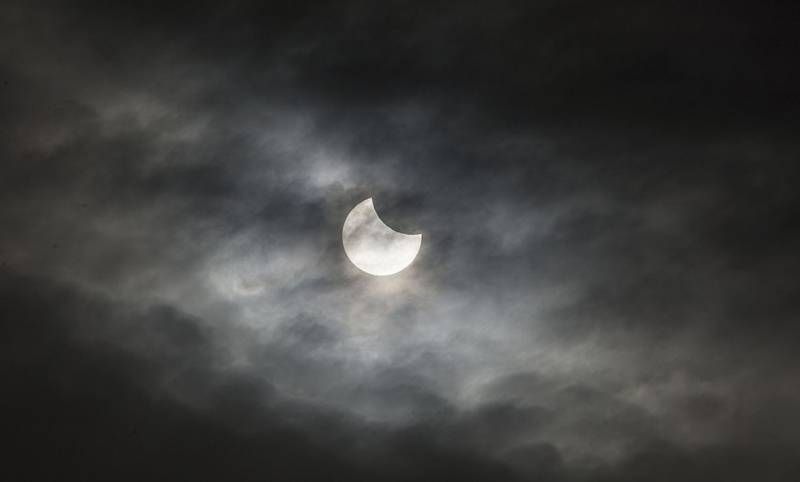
[0,271,529,480]
[3,0,800,480]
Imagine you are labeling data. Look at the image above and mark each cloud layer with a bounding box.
[2,1,800,480]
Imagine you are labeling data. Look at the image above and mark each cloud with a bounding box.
[2,0,800,480]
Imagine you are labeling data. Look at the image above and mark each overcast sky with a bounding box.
[2,1,800,480]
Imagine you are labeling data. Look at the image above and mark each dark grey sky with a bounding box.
[2,1,800,480]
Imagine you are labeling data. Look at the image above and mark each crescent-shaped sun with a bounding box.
[342,198,422,276]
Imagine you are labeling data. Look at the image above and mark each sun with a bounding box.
[342,198,422,276]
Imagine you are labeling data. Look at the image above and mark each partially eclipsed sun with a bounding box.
[342,198,422,276]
